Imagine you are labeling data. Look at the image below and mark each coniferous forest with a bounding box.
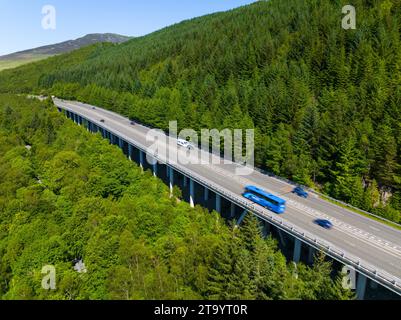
[0,94,353,299]
[0,0,400,223]
[1,0,401,300]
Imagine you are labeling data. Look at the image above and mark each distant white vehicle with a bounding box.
[177,138,194,150]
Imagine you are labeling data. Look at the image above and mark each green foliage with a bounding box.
[0,0,399,222]
[0,94,352,299]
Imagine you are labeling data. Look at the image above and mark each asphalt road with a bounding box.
[54,98,401,285]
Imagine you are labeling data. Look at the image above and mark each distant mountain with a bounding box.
[0,33,132,70]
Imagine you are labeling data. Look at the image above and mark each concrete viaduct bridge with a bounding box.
[54,97,401,300]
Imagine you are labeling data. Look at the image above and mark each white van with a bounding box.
[177,138,194,150]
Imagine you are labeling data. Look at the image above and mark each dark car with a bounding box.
[130,121,136,125]
[100,119,105,123]
[292,186,308,198]
[314,219,333,230]
[92,107,96,110]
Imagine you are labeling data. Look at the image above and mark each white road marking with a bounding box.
[370,226,381,232]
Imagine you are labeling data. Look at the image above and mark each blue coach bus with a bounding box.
[242,185,286,214]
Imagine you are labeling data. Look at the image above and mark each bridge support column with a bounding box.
[262,221,271,238]
[293,238,302,263]
[183,176,187,188]
[215,194,221,213]
[230,202,235,219]
[169,167,174,197]
[307,246,316,264]
[356,273,367,300]
[189,179,195,208]
[277,229,286,248]
[166,165,170,178]
[139,150,144,170]
[128,144,133,161]
[237,210,247,225]
[118,137,123,149]
[153,161,158,177]
[204,187,209,202]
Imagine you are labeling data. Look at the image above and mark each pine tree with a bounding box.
[372,120,401,188]
[330,135,367,206]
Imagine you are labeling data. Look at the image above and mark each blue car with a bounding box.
[314,219,333,230]
[292,186,308,198]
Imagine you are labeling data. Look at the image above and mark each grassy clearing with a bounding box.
[0,54,51,71]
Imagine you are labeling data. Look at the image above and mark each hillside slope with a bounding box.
[0,33,131,71]
[0,0,400,222]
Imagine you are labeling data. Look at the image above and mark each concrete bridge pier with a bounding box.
[230,202,236,219]
[189,178,195,208]
[204,187,209,202]
[139,150,144,170]
[293,238,302,263]
[169,167,174,197]
[262,221,271,238]
[183,176,188,188]
[277,229,286,248]
[215,194,221,213]
[356,273,367,300]
[152,160,158,177]
[307,246,316,265]
[128,144,133,161]
[237,210,247,226]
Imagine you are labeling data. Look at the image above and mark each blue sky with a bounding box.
[0,0,256,56]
